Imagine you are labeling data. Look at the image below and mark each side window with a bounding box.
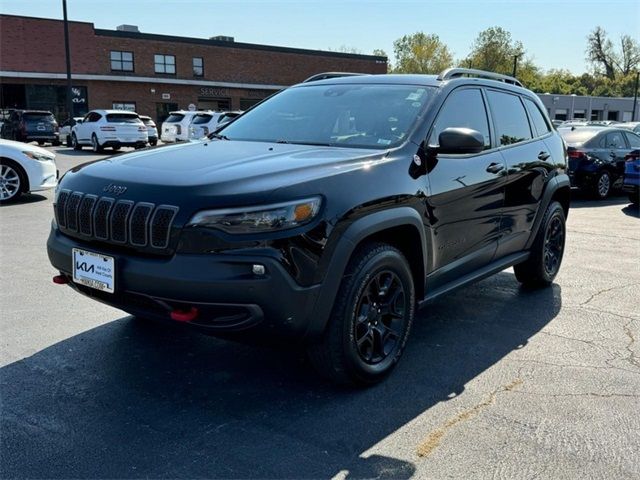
[523,97,551,137]
[429,88,491,148]
[624,132,640,148]
[605,132,625,149]
[486,90,533,146]
[83,113,92,123]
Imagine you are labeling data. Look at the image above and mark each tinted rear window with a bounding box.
[106,113,140,123]
[192,114,213,124]
[165,114,185,123]
[141,118,155,126]
[524,98,550,137]
[24,112,55,122]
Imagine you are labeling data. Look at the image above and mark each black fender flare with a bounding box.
[525,173,570,250]
[304,207,428,339]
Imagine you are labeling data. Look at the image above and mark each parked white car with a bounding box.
[139,115,159,146]
[160,110,209,143]
[0,138,57,203]
[59,117,84,147]
[71,109,148,152]
[188,111,243,139]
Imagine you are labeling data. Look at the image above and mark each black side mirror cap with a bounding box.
[438,127,485,155]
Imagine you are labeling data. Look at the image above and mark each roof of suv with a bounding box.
[297,69,530,94]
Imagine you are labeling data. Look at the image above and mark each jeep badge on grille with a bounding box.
[103,184,127,196]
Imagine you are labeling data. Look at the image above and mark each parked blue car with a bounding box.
[623,149,640,205]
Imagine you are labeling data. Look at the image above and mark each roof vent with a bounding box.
[116,24,140,33]
[210,35,234,42]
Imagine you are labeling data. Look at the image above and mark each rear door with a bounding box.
[425,87,506,288]
[77,112,98,142]
[485,90,550,257]
[604,130,630,183]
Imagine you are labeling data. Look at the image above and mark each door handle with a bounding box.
[486,162,504,174]
[538,151,550,161]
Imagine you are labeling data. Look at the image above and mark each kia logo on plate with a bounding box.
[103,184,127,196]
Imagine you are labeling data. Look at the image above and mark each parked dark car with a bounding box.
[622,149,640,205]
[48,68,570,385]
[1,110,60,145]
[558,126,640,199]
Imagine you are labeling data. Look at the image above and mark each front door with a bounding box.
[425,87,506,288]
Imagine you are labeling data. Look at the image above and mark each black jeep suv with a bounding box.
[48,69,570,385]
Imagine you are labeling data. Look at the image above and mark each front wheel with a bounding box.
[72,133,82,150]
[514,201,566,288]
[66,135,72,147]
[307,243,415,386]
[0,161,24,203]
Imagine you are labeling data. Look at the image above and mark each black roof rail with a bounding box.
[302,72,369,83]
[437,68,523,87]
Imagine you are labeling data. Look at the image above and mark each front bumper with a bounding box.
[47,228,321,339]
[26,133,59,142]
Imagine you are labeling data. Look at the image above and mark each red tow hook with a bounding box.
[170,307,199,322]
[52,274,70,285]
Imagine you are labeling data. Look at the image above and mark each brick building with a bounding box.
[0,14,387,123]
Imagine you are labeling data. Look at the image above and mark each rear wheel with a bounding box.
[307,243,415,386]
[91,134,103,153]
[112,145,121,151]
[0,160,25,203]
[65,135,72,147]
[629,192,639,205]
[514,201,566,288]
[72,133,82,150]
[593,171,611,199]
[37,140,44,146]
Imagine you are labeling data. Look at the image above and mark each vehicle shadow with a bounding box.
[0,193,47,206]
[621,203,639,218]
[0,272,561,479]
[569,190,628,208]
[52,147,117,157]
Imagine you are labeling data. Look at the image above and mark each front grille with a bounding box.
[55,189,179,250]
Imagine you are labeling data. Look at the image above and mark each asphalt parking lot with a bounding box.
[1,144,639,479]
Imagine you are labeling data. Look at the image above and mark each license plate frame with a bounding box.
[72,248,115,293]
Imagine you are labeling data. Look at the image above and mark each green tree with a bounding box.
[391,32,453,74]
[464,27,525,75]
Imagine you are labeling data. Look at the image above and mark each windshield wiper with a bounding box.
[275,140,333,147]
[209,133,230,140]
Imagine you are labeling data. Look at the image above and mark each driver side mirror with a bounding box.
[436,127,485,155]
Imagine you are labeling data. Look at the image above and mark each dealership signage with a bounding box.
[199,87,229,98]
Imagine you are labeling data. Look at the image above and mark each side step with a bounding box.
[418,252,530,308]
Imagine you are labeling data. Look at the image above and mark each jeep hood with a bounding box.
[61,140,386,203]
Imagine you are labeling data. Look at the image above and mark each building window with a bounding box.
[110,51,134,72]
[155,54,176,74]
[112,102,136,112]
[554,108,568,121]
[573,109,586,119]
[193,57,204,77]
[623,111,633,122]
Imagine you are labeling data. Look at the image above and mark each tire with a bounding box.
[66,135,72,147]
[72,133,82,150]
[593,171,611,199]
[52,140,61,147]
[0,160,25,203]
[37,140,44,146]
[150,140,157,146]
[112,146,121,151]
[307,243,415,386]
[514,201,566,288]
[91,134,103,153]
[629,192,639,205]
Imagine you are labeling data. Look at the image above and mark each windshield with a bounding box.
[165,113,185,123]
[24,112,55,122]
[192,114,213,125]
[106,113,141,123]
[219,84,434,149]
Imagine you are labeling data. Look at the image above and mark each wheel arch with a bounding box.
[525,173,570,250]
[305,207,428,339]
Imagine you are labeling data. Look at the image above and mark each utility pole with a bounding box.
[62,0,73,120]
[632,71,639,121]
[512,54,520,77]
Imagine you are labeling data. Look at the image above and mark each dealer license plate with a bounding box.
[72,248,115,293]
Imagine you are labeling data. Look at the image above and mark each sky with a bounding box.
[1,0,639,74]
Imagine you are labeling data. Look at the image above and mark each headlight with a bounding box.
[22,151,55,162]
[187,197,322,234]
